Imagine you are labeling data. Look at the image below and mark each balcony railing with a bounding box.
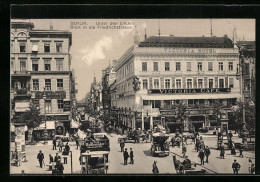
[12,88,31,96]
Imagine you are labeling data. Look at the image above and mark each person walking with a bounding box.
[37,150,44,168]
[52,138,56,150]
[204,146,211,163]
[129,148,134,164]
[171,136,175,147]
[152,161,159,174]
[239,143,244,158]
[196,139,200,152]
[228,131,233,142]
[54,153,61,163]
[198,149,205,165]
[123,148,129,165]
[55,159,64,175]
[182,144,187,157]
[49,154,53,164]
[65,142,70,152]
[62,148,69,164]
[232,160,241,174]
[120,140,125,152]
[76,138,79,150]
[220,143,225,159]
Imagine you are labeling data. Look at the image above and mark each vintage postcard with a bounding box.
[10,18,255,175]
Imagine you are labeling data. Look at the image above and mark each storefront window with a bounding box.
[155,100,161,108]
[143,100,149,106]
[188,99,193,108]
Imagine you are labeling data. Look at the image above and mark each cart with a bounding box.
[80,151,109,174]
[118,131,138,143]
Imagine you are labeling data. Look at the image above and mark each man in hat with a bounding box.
[198,149,205,165]
[54,152,61,163]
[37,150,44,168]
[232,160,241,174]
[204,146,211,163]
[129,148,134,164]
[52,137,57,150]
[123,148,129,165]
[55,159,64,175]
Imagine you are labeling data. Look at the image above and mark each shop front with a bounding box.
[33,121,55,141]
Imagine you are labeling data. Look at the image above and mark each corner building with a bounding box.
[115,35,241,132]
[11,20,73,140]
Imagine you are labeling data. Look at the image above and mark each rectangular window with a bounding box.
[208,62,213,71]
[19,43,26,52]
[165,79,170,89]
[176,79,181,89]
[229,78,234,88]
[176,62,181,71]
[198,79,203,88]
[56,59,63,71]
[45,79,51,90]
[219,62,223,71]
[197,62,202,71]
[228,62,233,71]
[209,79,214,88]
[44,43,50,53]
[33,79,39,91]
[57,79,63,91]
[20,60,26,71]
[153,79,159,89]
[187,62,191,71]
[219,79,224,88]
[143,79,148,89]
[32,60,38,71]
[165,62,170,71]
[142,62,147,71]
[153,62,158,71]
[44,60,51,71]
[187,79,192,89]
[45,100,52,113]
[56,43,62,53]
[58,100,64,112]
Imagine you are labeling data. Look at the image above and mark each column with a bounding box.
[141,110,144,130]
[150,116,153,130]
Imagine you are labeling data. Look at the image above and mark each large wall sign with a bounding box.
[164,48,217,54]
[35,91,66,99]
[45,115,69,121]
[63,101,71,112]
[148,88,231,94]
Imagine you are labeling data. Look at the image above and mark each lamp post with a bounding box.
[43,93,48,145]
[236,52,247,147]
[70,151,73,174]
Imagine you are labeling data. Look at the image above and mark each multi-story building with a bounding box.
[237,41,255,101]
[11,20,73,141]
[114,34,241,132]
[89,77,102,113]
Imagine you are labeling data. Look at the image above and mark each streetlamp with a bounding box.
[43,93,48,145]
[236,51,247,147]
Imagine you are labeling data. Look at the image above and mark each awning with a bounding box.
[70,119,79,128]
[141,93,241,100]
[15,102,30,112]
[34,121,55,130]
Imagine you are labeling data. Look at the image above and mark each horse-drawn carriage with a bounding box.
[172,155,207,174]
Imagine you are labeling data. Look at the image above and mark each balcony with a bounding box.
[11,71,31,77]
[12,88,31,97]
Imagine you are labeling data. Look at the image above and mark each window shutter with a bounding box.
[183,77,186,89]
[193,77,197,88]
[215,77,218,88]
[204,77,207,88]
[225,77,228,88]
[149,77,153,89]
[172,77,175,88]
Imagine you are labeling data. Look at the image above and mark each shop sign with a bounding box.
[63,101,71,112]
[45,115,69,121]
[35,91,66,99]
[149,88,230,94]
[160,110,176,115]
[164,48,217,54]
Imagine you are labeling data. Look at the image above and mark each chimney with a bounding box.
[50,22,53,30]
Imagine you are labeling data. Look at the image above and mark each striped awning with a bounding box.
[15,102,30,112]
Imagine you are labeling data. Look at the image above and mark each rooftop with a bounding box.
[139,35,234,48]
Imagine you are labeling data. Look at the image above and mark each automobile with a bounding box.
[55,135,70,142]
[151,132,170,157]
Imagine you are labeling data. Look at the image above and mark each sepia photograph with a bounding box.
[10,17,255,175]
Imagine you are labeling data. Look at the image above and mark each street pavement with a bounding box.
[10,129,255,175]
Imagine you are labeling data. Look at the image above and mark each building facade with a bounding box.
[114,35,241,132]
[11,20,73,141]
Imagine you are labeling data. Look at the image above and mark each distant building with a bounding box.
[237,41,255,101]
[11,20,73,141]
[114,34,241,132]
[89,77,102,112]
